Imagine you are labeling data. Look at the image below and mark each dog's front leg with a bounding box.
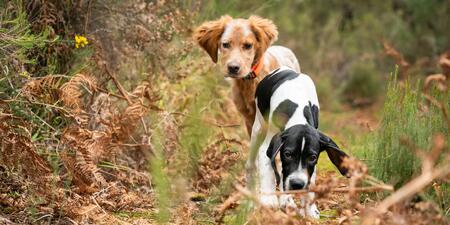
[279,182,297,211]
[246,111,265,189]
[299,169,320,218]
[298,192,320,219]
[257,139,278,208]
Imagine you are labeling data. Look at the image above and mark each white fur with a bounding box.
[250,67,320,218]
[221,22,252,42]
[266,46,301,73]
[221,23,235,41]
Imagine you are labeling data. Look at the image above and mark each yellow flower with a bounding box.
[74,34,88,48]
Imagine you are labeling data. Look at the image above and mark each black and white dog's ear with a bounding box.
[266,133,283,186]
[319,131,350,177]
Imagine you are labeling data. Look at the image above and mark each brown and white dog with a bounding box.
[193,15,300,135]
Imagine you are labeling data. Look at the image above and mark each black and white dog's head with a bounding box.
[266,124,349,191]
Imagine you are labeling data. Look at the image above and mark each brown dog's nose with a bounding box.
[227,63,240,75]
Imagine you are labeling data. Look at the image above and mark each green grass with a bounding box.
[150,125,172,224]
[366,70,448,186]
[355,69,449,210]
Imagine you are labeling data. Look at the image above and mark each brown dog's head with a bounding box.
[193,15,278,78]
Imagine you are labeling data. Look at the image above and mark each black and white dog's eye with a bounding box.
[222,42,230,48]
[243,43,252,49]
[284,152,293,159]
[309,155,317,162]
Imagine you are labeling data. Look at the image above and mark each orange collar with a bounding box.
[243,57,264,80]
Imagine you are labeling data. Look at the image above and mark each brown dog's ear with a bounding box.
[248,15,278,63]
[193,15,232,63]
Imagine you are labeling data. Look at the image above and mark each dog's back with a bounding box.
[267,46,301,73]
[255,67,319,131]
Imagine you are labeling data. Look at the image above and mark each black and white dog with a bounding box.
[249,66,349,218]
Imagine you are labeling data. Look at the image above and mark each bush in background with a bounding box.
[363,70,448,207]
[341,62,383,106]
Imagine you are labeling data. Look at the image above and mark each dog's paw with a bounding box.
[306,203,320,219]
[279,194,297,210]
[259,195,279,209]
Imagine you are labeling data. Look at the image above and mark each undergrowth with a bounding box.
[360,68,449,209]
[0,0,449,224]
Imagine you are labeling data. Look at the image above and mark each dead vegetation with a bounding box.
[1,1,449,225]
[193,138,243,193]
[1,69,157,223]
[0,0,188,223]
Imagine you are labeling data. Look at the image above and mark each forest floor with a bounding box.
[123,103,380,224]
[100,84,383,225]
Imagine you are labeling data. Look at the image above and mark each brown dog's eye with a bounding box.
[243,43,252,50]
[222,42,230,48]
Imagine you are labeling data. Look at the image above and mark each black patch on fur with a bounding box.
[303,101,319,129]
[255,69,299,120]
[319,131,350,177]
[266,133,282,186]
[272,99,298,130]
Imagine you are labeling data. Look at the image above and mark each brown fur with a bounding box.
[248,16,278,65]
[230,56,280,135]
[193,15,232,63]
[193,15,282,135]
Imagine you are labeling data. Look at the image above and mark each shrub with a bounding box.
[341,62,383,106]
[364,69,448,203]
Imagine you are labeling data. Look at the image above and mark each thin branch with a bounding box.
[103,64,132,104]
[234,184,261,206]
[95,87,127,100]
[375,164,449,214]
[262,184,394,196]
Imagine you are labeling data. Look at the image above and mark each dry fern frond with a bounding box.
[21,75,62,103]
[383,41,410,80]
[115,102,147,140]
[123,102,147,122]
[130,81,150,100]
[25,0,62,33]
[193,138,242,192]
[110,83,153,141]
[61,127,109,192]
[0,115,55,195]
[130,81,160,103]
[423,74,447,93]
[21,73,97,113]
[59,80,151,193]
[60,73,96,109]
[439,51,450,77]
[88,93,113,131]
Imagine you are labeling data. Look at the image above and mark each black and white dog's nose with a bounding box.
[289,179,306,190]
[227,64,240,74]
